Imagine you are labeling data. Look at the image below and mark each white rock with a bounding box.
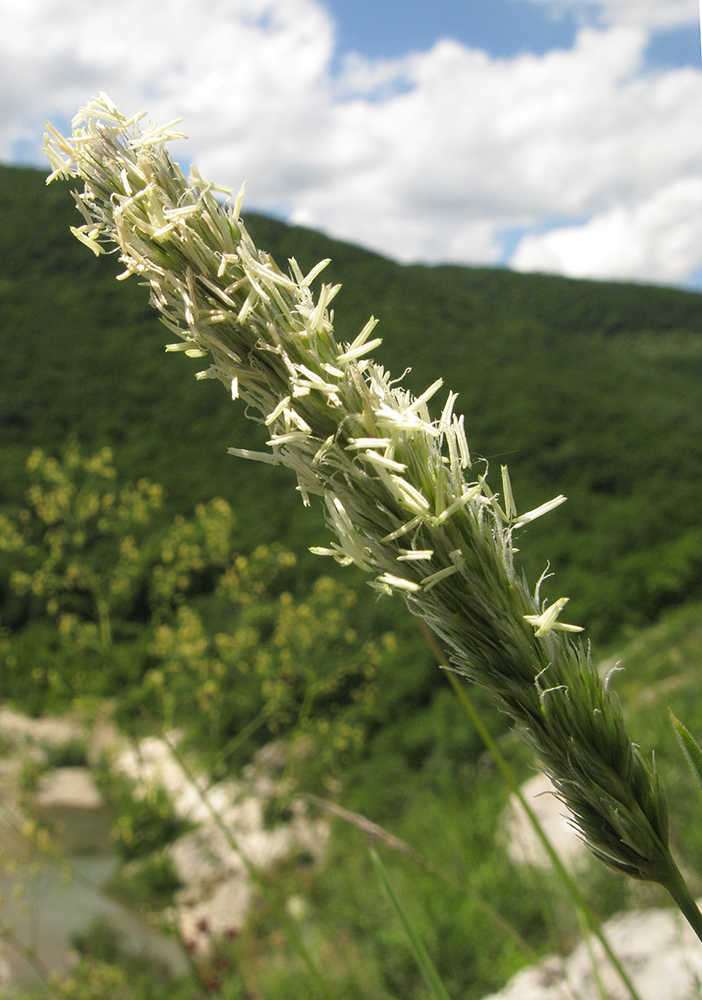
[112,734,328,951]
[0,707,86,748]
[35,768,103,811]
[178,876,252,953]
[502,772,586,869]
[482,957,566,1000]
[482,899,702,1000]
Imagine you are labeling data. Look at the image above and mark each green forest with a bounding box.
[1,161,702,1000]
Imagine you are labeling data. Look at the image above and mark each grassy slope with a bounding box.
[2,163,702,640]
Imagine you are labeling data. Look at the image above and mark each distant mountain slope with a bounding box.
[2,163,702,639]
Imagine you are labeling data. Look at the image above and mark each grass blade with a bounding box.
[670,710,702,794]
[371,848,452,1000]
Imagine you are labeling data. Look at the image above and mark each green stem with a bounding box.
[0,925,57,998]
[96,595,112,649]
[371,849,452,1000]
[575,905,609,1000]
[307,794,540,963]
[662,866,702,944]
[212,704,274,768]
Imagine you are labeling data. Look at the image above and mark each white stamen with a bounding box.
[264,396,292,425]
[524,597,583,637]
[347,316,379,352]
[382,517,421,543]
[227,447,280,466]
[267,432,311,446]
[390,475,431,516]
[422,563,461,591]
[361,452,408,473]
[376,573,421,593]
[513,496,567,528]
[431,485,482,526]
[407,379,444,415]
[336,338,383,364]
[501,466,517,520]
[301,258,331,286]
[312,436,335,465]
[346,438,394,450]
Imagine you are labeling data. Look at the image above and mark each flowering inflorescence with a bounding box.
[44,94,687,893]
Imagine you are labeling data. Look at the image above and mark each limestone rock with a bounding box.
[0,706,86,749]
[502,772,586,869]
[112,735,328,952]
[482,899,702,1000]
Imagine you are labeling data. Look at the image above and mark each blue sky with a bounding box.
[325,0,580,60]
[324,0,700,67]
[1,0,701,287]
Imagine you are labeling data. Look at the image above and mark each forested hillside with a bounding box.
[1,162,702,641]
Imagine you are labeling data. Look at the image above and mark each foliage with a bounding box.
[0,437,162,648]
[104,851,183,912]
[0,442,384,779]
[52,915,199,1000]
[97,768,189,861]
[6,452,702,995]
[0,438,571,1000]
[0,439,163,709]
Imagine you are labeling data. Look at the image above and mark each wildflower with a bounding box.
[45,95,696,906]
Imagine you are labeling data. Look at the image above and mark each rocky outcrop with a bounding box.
[0,706,87,749]
[112,735,328,953]
[482,900,702,1000]
[501,771,586,869]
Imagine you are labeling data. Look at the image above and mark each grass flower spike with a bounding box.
[44,94,702,932]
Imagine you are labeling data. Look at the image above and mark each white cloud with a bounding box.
[0,0,335,169]
[0,0,700,285]
[517,0,700,30]
[289,26,702,280]
[511,178,702,281]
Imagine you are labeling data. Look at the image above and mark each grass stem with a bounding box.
[371,848,452,1000]
[662,867,702,945]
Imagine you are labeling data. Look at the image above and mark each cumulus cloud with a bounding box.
[292,27,702,276]
[0,0,336,174]
[517,0,700,30]
[511,178,702,281]
[0,0,700,285]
